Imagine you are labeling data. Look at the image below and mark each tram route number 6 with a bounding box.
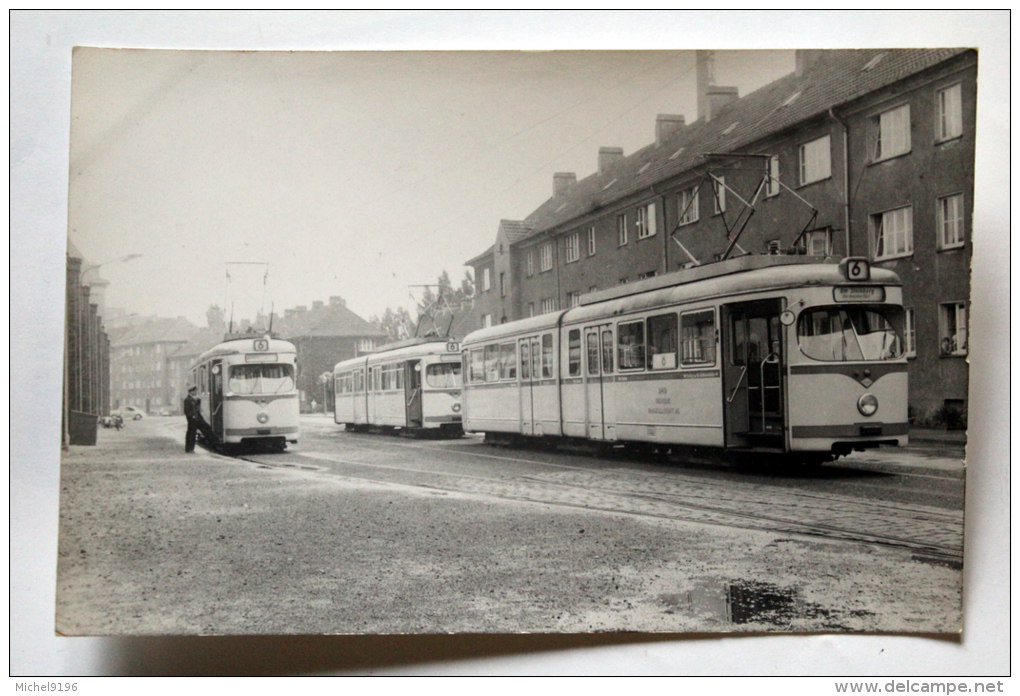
[253,339,269,352]
[841,257,870,282]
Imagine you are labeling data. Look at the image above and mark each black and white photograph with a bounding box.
[13,12,1009,676]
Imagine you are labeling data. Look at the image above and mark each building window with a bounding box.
[482,268,491,292]
[617,214,627,246]
[799,229,831,257]
[541,298,557,315]
[938,193,965,250]
[527,303,535,318]
[481,313,492,328]
[567,291,581,308]
[872,206,913,260]
[589,285,598,294]
[619,277,628,285]
[904,308,916,358]
[636,203,657,239]
[873,104,911,161]
[565,233,580,263]
[499,272,506,297]
[936,83,963,142]
[637,270,656,280]
[766,155,780,197]
[358,338,374,352]
[799,135,831,185]
[940,302,967,356]
[678,187,699,226]
[540,243,553,272]
[526,250,534,277]
[587,227,596,256]
[713,176,726,214]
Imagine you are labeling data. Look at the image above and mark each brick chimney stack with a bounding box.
[598,147,624,175]
[796,49,824,77]
[705,86,739,122]
[655,114,686,146]
[553,172,577,197]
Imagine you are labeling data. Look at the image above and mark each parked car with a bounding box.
[112,406,145,420]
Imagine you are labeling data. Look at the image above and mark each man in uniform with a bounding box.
[183,386,217,452]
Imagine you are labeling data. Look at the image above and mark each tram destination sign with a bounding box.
[833,286,885,303]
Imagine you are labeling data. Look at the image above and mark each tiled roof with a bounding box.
[516,49,970,243]
[277,301,387,339]
[464,244,495,267]
[110,316,199,347]
[499,220,535,244]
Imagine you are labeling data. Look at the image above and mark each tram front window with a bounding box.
[228,364,296,394]
[426,362,462,388]
[798,307,903,362]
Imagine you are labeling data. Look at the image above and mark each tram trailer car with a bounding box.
[461,256,907,465]
[334,338,464,437]
[191,335,299,452]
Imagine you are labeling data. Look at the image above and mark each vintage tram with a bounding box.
[333,337,464,437]
[190,334,299,452]
[460,255,907,464]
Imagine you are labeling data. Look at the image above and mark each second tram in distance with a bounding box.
[191,334,300,452]
[460,255,908,465]
[333,337,464,437]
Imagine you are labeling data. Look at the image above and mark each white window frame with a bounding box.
[526,250,534,277]
[565,232,580,263]
[587,227,596,256]
[482,268,491,292]
[636,202,657,239]
[617,214,628,246]
[801,229,831,257]
[541,298,556,315]
[940,302,967,356]
[936,83,963,142]
[482,313,492,328]
[568,291,581,308]
[903,307,916,358]
[678,187,699,226]
[713,176,726,215]
[540,243,553,272]
[938,193,965,250]
[799,135,831,186]
[872,205,914,261]
[873,103,911,161]
[527,303,535,318]
[766,155,780,197]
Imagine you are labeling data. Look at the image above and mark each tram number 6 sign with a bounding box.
[841,257,871,282]
[253,339,269,352]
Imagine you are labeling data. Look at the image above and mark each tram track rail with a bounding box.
[230,431,964,563]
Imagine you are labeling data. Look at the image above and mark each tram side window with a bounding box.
[618,321,645,370]
[499,342,517,380]
[646,313,678,370]
[542,334,554,379]
[356,369,364,392]
[520,342,531,380]
[730,317,747,365]
[470,349,485,384]
[602,329,614,373]
[586,332,599,375]
[484,344,500,382]
[396,366,404,390]
[568,330,581,376]
[681,310,716,367]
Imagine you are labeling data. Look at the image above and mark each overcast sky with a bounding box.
[69,48,794,326]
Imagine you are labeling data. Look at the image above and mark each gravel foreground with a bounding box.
[56,421,962,636]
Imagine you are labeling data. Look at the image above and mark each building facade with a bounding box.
[109,317,198,414]
[64,250,111,444]
[465,49,975,421]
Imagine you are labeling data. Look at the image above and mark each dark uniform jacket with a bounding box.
[183,394,201,423]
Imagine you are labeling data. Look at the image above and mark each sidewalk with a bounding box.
[908,426,968,446]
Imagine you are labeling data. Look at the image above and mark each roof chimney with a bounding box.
[655,114,686,146]
[312,300,324,310]
[329,295,347,308]
[696,50,716,122]
[705,85,739,122]
[796,49,824,77]
[553,172,577,197]
[598,147,624,175]
[296,305,307,313]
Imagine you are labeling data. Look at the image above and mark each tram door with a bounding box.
[210,360,224,439]
[722,300,785,449]
[405,360,423,428]
[584,325,616,440]
[519,337,540,435]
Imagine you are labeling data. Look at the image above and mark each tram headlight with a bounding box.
[452,403,461,413]
[257,411,270,424]
[857,394,879,417]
